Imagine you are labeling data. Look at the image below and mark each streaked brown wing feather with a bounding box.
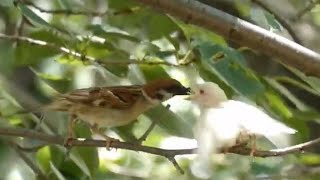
[58,85,143,109]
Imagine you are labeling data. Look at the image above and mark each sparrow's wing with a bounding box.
[53,85,144,110]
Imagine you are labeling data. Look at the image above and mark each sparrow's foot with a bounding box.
[104,136,119,150]
[64,114,77,148]
[90,124,120,150]
[249,134,257,157]
[250,147,256,157]
[233,141,249,148]
[222,147,230,154]
[64,137,76,147]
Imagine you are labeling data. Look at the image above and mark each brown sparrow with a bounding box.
[45,78,191,146]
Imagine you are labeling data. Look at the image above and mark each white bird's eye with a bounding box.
[199,89,204,94]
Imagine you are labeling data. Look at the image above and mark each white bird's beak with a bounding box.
[184,92,197,100]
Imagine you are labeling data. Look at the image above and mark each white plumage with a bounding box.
[223,100,296,136]
[189,82,296,178]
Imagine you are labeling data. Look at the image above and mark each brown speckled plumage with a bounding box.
[45,79,190,128]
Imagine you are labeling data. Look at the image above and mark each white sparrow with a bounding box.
[188,82,296,178]
[45,78,190,146]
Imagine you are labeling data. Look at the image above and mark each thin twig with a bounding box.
[0,33,176,66]
[251,0,303,45]
[167,156,185,174]
[137,105,171,143]
[295,0,320,20]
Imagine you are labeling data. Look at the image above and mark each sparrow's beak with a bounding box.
[184,89,196,100]
[176,87,192,95]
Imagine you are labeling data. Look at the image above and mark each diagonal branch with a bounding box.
[0,33,176,67]
[134,0,320,77]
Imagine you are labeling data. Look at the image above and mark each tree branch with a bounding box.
[0,33,176,67]
[134,0,320,77]
[251,0,302,45]
[0,127,319,158]
[2,127,320,174]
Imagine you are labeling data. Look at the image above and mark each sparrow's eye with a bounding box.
[199,89,204,94]
[155,92,164,100]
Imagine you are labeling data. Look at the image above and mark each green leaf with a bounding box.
[235,0,251,17]
[145,105,193,138]
[292,110,320,121]
[18,4,52,28]
[69,149,92,177]
[50,146,88,179]
[274,76,320,97]
[34,71,71,93]
[263,91,293,119]
[139,65,171,81]
[0,40,14,75]
[257,90,309,140]
[287,67,320,94]
[165,35,180,51]
[108,8,179,40]
[115,97,193,139]
[88,24,140,43]
[250,8,270,30]
[97,51,130,77]
[57,0,72,9]
[173,18,226,45]
[50,162,66,180]
[36,146,51,173]
[114,123,137,142]
[265,77,310,111]
[251,161,280,175]
[0,0,13,7]
[14,30,66,65]
[265,12,282,31]
[108,0,138,10]
[76,147,99,176]
[49,146,65,167]
[69,123,99,176]
[196,42,265,98]
[300,153,320,165]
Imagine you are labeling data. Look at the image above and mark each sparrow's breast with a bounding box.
[74,98,157,128]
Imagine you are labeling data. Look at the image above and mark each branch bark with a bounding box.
[0,127,319,158]
[2,127,320,174]
[134,0,320,77]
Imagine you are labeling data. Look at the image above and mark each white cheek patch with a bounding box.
[159,90,174,100]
